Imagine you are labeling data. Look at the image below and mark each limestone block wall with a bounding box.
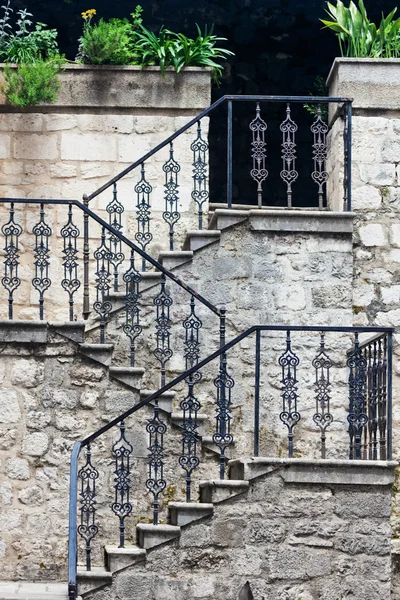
[0,65,211,321]
[89,459,396,600]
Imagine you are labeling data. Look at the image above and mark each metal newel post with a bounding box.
[254,329,261,457]
[82,194,90,320]
[227,101,233,209]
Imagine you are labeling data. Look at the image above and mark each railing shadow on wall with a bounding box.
[67,323,392,600]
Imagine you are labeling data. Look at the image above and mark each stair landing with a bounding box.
[0,582,67,599]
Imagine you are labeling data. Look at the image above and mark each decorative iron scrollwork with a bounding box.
[2,202,22,319]
[146,401,167,525]
[191,120,209,229]
[163,142,181,251]
[135,163,152,272]
[279,330,300,457]
[249,102,268,207]
[347,333,368,459]
[311,104,329,209]
[60,203,80,322]
[179,296,202,501]
[312,332,333,459]
[123,250,142,367]
[106,183,125,292]
[280,103,298,207]
[112,420,133,548]
[377,337,388,460]
[32,203,52,320]
[153,273,173,388]
[78,444,99,571]
[93,227,112,343]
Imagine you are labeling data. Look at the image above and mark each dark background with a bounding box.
[11,0,397,205]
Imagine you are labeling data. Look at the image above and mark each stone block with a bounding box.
[6,458,30,480]
[50,163,77,178]
[18,486,43,506]
[43,114,77,131]
[212,518,246,547]
[359,164,395,186]
[21,432,49,457]
[312,285,351,309]
[14,134,58,160]
[60,133,117,161]
[352,185,382,210]
[0,390,21,423]
[10,358,44,388]
[358,223,388,247]
[0,134,10,158]
[381,136,400,163]
[81,163,113,179]
[42,388,78,410]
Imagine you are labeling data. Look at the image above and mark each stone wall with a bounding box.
[0,65,211,321]
[87,458,396,600]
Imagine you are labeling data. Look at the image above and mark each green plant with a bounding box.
[304,76,329,120]
[77,9,137,65]
[3,55,63,107]
[321,0,400,58]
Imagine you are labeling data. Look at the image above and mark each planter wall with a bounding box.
[0,65,211,321]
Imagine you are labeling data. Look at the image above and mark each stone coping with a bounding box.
[248,209,354,233]
[229,457,398,486]
[327,57,400,110]
[0,64,212,111]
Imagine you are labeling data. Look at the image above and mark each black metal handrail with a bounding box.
[67,323,392,600]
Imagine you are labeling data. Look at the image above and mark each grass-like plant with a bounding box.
[321,0,400,58]
[3,56,62,107]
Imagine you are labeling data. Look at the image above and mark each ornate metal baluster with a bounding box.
[153,273,173,388]
[191,120,209,230]
[123,250,142,367]
[363,347,370,460]
[112,420,133,548]
[179,296,202,501]
[279,330,300,458]
[347,333,368,460]
[249,102,268,208]
[60,203,80,322]
[378,337,388,459]
[312,332,333,459]
[32,203,52,320]
[135,163,152,272]
[311,104,329,209]
[343,105,349,211]
[213,309,234,479]
[2,202,22,319]
[106,183,125,292]
[163,142,181,251]
[369,341,379,460]
[146,400,167,525]
[78,444,99,571]
[280,103,298,208]
[93,227,112,344]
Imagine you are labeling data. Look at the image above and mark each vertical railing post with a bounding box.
[68,441,81,600]
[346,101,352,212]
[82,194,90,320]
[227,100,233,209]
[387,332,392,460]
[254,329,261,457]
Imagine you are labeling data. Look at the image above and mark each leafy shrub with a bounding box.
[3,56,63,107]
[0,1,63,107]
[322,0,400,58]
[77,9,136,65]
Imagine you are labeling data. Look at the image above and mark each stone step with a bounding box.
[158,250,193,270]
[140,389,176,413]
[208,208,249,231]
[170,412,209,436]
[109,366,145,389]
[182,229,221,252]
[50,321,85,343]
[199,479,249,504]
[79,343,114,366]
[168,501,214,526]
[0,320,47,344]
[0,582,67,599]
[105,545,146,573]
[77,566,112,597]
[136,523,181,550]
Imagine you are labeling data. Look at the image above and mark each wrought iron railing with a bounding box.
[67,324,392,599]
[80,95,352,310]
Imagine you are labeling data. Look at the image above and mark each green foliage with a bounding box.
[304,76,329,120]
[134,23,234,83]
[0,2,62,107]
[77,17,136,65]
[77,6,233,82]
[2,56,63,107]
[321,0,400,58]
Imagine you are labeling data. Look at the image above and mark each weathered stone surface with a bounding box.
[0,390,21,424]
[10,359,44,388]
[6,458,30,480]
[21,432,49,456]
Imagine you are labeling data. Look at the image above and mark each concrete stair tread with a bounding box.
[105,544,146,556]
[158,250,194,270]
[0,582,67,599]
[136,523,181,549]
[77,566,112,580]
[105,545,147,573]
[168,501,214,526]
[141,389,176,399]
[182,229,221,251]
[79,343,114,366]
[171,412,208,421]
[199,479,250,504]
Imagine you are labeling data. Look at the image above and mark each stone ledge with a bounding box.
[229,457,398,486]
[0,64,212,111]
[0,320,48,343]
[248,210,354,233]
[327,57,400,110]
